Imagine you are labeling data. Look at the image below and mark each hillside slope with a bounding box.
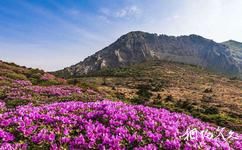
[55,31,242,78]
[0,60,241,149]
[70,60,242,132]
[0,60,65,86]
[0,60,101,107]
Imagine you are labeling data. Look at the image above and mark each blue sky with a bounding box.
[0,0,242,71]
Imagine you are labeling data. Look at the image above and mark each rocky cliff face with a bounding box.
[55,31,241,78]
[222,40,242,70]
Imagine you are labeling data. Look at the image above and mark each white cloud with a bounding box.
[100,5,141,19]
[115,5,141,18]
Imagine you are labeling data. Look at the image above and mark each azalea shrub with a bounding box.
[0,101,6,112]
[0,80,102,107]
[0,100,241,150]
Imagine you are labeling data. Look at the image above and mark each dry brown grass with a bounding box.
[76,61,242,131]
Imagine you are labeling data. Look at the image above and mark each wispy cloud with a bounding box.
[115,5,141,18]
[0,1,113,71]
[12,1,110,45]
[100,5,141,19]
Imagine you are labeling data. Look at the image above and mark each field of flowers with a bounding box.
[0,61,241,149]
[0,100,241,149]
[0,78,102,108]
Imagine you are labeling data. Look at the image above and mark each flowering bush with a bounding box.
[6,87,33,100]
[0,80,102,107]
[0,101,5,112]
[28,85,82,96]
[40,73,56,81]
[14,80,32,86]
[0,100,241,150]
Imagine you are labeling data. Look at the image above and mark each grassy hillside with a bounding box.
[0,60,241,149]
[0,60,66,85]
[0,60,102,108]
[66,60,242,132]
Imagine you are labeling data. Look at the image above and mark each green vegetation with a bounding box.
[5,72,28,80]
[60,61,242,132]
[136,85,152,99]
[152,98,242,132]
[131,84,153,104]
[5,99,29,108]
[0,89,6,99]
[88,67,143,77]
[2,60,240,132]
[204,106,219,114]
[115,92,126,101]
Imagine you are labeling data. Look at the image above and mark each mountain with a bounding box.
[54,31,242,78]
[222,40,242,68]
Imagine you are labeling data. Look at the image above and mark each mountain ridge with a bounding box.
[222,40,242,69]
[54,31,242,78]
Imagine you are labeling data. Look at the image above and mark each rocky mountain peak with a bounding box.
[54,31,242,78]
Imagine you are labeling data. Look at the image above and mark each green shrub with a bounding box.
[6,72,27,80]
[0,80,11,86]
[176,100,193,111]
[201,95,213,103]
[101,77,108,85]
[199,114,240,131]
[136,85,152,100]
[25,69,43,82]
[131,97,146,105]
[0,90,7,99]
[30,73,42,79]
[164,95,174,102]
[131,84,153,105]
[151,79,167,91]
[228,112,241,119]
[6,99,29,108]
[115,92,125,100]
[153,94,162,105]
[78,82,90,89]
[68,79,79,85]
[28,143,50,150]
[40,80,60,86]
[204,106,219,114]
[29,78,39,85]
